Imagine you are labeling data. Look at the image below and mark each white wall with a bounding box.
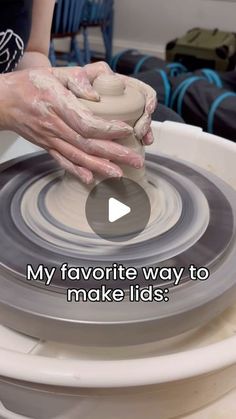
[111,0,236,57]
[55,0,236,59]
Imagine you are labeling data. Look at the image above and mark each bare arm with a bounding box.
[7,0,156,181]
[17,0,55,70]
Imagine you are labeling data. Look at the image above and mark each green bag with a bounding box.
[166,28,236,71]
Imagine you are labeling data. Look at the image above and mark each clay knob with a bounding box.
[80,74,145,123]
[93,74,125,96]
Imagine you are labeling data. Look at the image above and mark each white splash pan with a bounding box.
[0,121,236,419]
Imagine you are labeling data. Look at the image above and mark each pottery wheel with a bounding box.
[0,151,236,346]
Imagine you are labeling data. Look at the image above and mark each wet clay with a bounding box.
[43,74,161,234]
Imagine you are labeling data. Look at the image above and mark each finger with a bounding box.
[142,128,154,146]
[116,74,157,140]
[119,75,157,115]
[70,137,144,168]
[67,76,99,101]
[146,93,158,115]
[83,61,114,84]
[49,149,94,184]
[53,67,100,101]
[77,112,133,140]
[56,93,133,139]
[134,114,152,140]
[52,138,123,178]
[49,119,143,168]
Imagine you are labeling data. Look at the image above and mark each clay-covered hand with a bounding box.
[119,76,157,145]
[0,67,144,184]
[54,62,157,146]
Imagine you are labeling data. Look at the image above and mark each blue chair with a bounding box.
[50,0,87,66]
[81,0,114,64]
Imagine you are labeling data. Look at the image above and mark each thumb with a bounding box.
[52,67,100,101]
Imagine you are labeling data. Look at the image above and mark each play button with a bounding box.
[108,198,131,223]
[85,177,151,242]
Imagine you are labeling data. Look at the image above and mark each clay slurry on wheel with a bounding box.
[0,152,236,345]
[85,177,151,242]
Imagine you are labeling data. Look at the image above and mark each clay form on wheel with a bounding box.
[45,74,157,234]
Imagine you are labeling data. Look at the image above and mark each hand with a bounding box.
[54,62,157,146]
[118,75,157,145]
[0,67,144,184]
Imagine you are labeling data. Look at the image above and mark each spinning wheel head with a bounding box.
[0,151,235,346]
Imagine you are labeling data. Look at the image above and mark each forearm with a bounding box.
[16,0,55,71]
[0,74,13,131]
[17,51,51,70]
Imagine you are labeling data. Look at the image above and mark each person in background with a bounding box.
[0,0,156,184]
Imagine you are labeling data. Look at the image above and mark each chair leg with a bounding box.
[83,27,92,64]
[71,36,85,66]
[102,28,111,64]
[102,13,114,64]
[108,12,114,63]
[49,41,57,67]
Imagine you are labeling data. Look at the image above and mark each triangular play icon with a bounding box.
[108,198,131,223]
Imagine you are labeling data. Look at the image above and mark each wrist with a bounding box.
[0,74,12,130]
[17,51,51,70]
